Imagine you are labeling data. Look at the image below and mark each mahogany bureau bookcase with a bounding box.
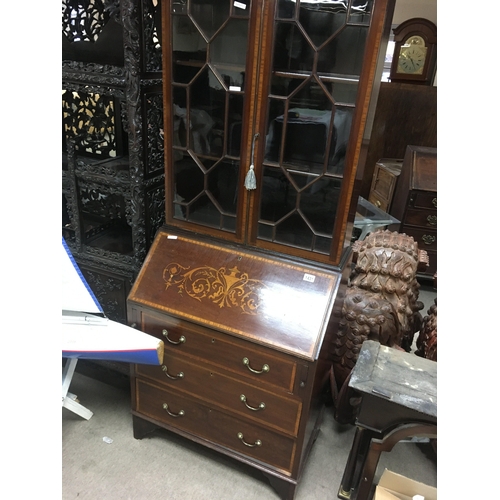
[127,0,397,498]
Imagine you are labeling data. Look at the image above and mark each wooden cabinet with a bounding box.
[160,0,396,267]
[367,159,402,212]
[62,0,165,323]
[127,1,396,498]
[390,145,437,279]
[128,229,344,498]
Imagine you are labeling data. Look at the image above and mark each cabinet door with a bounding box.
[162,0,394,265]
[163,0,257,237]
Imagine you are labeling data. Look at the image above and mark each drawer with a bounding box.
[400,226,437,251]
[140,311,298,393]
[367,192,389,212]
[371,166,396,199]
[136,352,302,436]
[135,379,297,473]
[404,208,437,229]
[409,190,437,210]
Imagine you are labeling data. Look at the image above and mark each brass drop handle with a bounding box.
[422,234,436,245]
[426,215,437,226]
[162,329,186,345]
[240,394,266,411]
[242,357,270,374]
[162,403,185,417]
[237,432,262,448]
[161,364,184,380]
[432,197,437,208]
[374,200,381,208]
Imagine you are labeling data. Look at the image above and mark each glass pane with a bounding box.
[327,79,358,105]
[328,105,353,175]
[191,0,230,40]
[277,0,295,19]
[298,2,347,49]
[348,0,373,24]
[297,175,341,235]
[259,166,293,224]
[211,159,240,214]
[265,85,335,172]
[274,212,313,250]
[327,25,369,77]
[172,15,206,63]
[227,93,245,157]
[211,18,249,89]
[272,22,314,74]
[173,154,239,229]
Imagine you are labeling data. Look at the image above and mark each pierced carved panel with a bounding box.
[146,184,165,247]
[63,89,122,157]
[143,0,162,72]
[81,267,131,324]
[79,187,126,220]
[62,0,109,43]
[145,92,164,175]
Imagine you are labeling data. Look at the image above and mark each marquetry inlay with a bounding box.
[163,263,267,315]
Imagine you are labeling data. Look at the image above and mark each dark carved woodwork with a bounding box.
[80,264,133,325]
[329,230,427,424]
[62,0,110,44]
[62,0,164,323]
[359,82,437,200]
[415,297,437,362]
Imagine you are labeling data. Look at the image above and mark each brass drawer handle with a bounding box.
[422,234,436,245]
[242,357,269,374]
[162,403,185,417]
[240,394,266,411]
[161,365,184,380]
[237,432,262,448]
[427,215,437,226]
[432,197,437,208]
[162,329,186,345]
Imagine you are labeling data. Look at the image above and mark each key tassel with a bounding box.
[244,164,257,190]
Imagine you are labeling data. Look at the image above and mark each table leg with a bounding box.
[338,426,374,499]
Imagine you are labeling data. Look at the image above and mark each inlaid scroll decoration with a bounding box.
[163,263,266,315]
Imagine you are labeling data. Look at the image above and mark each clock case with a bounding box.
[390,17,437,85]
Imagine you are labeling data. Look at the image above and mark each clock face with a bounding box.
[397,35,428,75]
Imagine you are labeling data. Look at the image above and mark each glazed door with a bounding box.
[251,0,384,263]
[162,0,394,265]
[163,0,259,238]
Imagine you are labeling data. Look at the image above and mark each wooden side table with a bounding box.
[338,341,437,500]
